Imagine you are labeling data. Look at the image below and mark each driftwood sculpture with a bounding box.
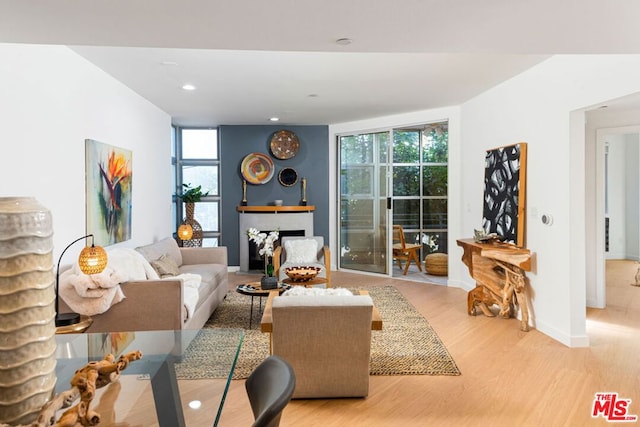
[466,261,530,332]
[1,350,142,427]
[457,238,532,332]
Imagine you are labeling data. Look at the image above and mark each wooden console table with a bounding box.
[456,238,532,331]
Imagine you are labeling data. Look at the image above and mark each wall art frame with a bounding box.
[482,142,527,247]
[85,139,132,246]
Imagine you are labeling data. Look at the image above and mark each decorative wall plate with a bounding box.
[270,130,299,159]
[278,167,298,187]
[241,152,274,184]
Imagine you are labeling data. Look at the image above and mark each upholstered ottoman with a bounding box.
[424,253,448,276]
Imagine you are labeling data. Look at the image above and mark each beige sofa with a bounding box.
[59,237,228,333]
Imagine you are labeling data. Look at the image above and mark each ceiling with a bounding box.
[2,0,640,126]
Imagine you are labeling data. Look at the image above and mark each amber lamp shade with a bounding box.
[55,234,108,327]
[78,244,108,274]
[178,223,193,240]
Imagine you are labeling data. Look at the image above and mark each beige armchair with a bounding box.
[261,290,382,399]
[273,236,331,287]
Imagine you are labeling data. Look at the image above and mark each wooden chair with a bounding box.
[273,236,331,287]
[392,225,422,275]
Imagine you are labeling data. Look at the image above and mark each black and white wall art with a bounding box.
[482,142,527,246]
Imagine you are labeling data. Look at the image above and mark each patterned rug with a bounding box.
[176,285,461,379]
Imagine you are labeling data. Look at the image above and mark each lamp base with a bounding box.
[55,312,81,327]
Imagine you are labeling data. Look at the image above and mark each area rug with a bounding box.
[176,285,461,379]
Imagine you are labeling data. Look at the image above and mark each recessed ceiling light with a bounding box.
[269,117,280,122]
[182,84,196,91]
[336,38,352,46]
[161,61,178,66]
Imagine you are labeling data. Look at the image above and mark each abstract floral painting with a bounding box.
[482,142,527,246]
[87,332,135,360]
[85,139,132,245]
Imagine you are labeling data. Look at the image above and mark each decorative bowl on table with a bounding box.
[285,266,321,282]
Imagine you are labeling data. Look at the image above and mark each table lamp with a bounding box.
[178,223,193,240]
[55,234,108,327]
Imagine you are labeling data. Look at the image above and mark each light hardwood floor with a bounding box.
[218,262,640,426]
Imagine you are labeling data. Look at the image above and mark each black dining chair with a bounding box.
[245,355,296,427]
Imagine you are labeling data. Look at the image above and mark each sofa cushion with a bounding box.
[150,254,180,278]
[136,237,183,267]
[284,238,318,264]
[179,263,226,310]
[273,294,373,308]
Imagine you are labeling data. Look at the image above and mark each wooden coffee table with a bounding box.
[236,282,291,328]
[282,277,329,288]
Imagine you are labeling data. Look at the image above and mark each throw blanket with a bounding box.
[60,247,202,320]
[166,273,201,320]
[59,248,156,316]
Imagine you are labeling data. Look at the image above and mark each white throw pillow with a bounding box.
[284,239,318,264]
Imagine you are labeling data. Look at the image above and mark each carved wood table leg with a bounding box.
[515,289,530,331]
[513,273,530,332]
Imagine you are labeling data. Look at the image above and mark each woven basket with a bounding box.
[425,253,448,276]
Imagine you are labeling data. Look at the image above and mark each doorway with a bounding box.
[595,126,640,307]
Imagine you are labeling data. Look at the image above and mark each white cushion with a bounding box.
[273,294,373,308]
[285,238,318,264]
[282,287,352,297]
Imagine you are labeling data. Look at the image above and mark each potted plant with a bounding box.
[177,183,209,203]
[247,227,279,289]
[177,184,209,247]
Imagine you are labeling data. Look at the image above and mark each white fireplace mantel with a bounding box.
[238,206,315,272]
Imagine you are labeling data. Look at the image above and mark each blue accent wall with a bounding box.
[220,125,329,266]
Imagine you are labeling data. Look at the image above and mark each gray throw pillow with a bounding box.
[150,254,180,278]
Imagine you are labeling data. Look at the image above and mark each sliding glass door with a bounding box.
[339,131,390,274]
[338,122,448,276]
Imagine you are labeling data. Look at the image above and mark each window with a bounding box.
[393,122,448,258]
[173,127,221,247]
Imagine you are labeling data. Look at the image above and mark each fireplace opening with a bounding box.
[248,229,305,271]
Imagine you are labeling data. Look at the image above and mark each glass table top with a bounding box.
[54,328,244,427]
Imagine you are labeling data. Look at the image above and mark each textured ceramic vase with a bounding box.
[182,202,203,247]
[0,197,57,425]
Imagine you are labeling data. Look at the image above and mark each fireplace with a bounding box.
[248,229,305,271]
[238,207,315,272]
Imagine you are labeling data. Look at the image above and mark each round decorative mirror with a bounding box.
[278,167,298,187]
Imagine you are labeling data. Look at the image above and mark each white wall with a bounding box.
[0,44,172,262]
[462,55,640,347]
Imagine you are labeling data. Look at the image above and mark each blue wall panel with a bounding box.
[220,125,329,266]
